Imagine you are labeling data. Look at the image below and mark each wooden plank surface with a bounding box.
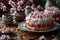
[0,17,60,40]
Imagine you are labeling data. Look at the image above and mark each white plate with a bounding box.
[18,22,60,33]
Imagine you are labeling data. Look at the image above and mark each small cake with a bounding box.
[1,35,10,40]
[44,6,60,21]
[0,26,11,34]
[25,11,53,30]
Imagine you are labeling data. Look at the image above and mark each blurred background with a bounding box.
[0,0,60,17]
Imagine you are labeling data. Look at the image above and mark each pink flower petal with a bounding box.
[3,5,7,12]
[10,8,16,13]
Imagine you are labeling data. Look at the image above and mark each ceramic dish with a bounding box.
[18,21,60,33]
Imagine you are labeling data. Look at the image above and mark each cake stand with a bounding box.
[18,21,60,33]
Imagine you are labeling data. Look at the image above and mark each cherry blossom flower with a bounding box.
[17,1,24,6]
[3,5,7,12]
[37,5,43,11]
[10,8,16,13]
[17,5,22,11]
[8,0,16,8]
[1,35,10,40]
[0,2,4,9]
[0,26,11,34]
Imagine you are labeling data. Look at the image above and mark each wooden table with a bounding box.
[0,17,60,40]
[0,18,39,40]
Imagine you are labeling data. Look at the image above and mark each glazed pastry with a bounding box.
[44,6,60,21]
[25,11,53,30]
